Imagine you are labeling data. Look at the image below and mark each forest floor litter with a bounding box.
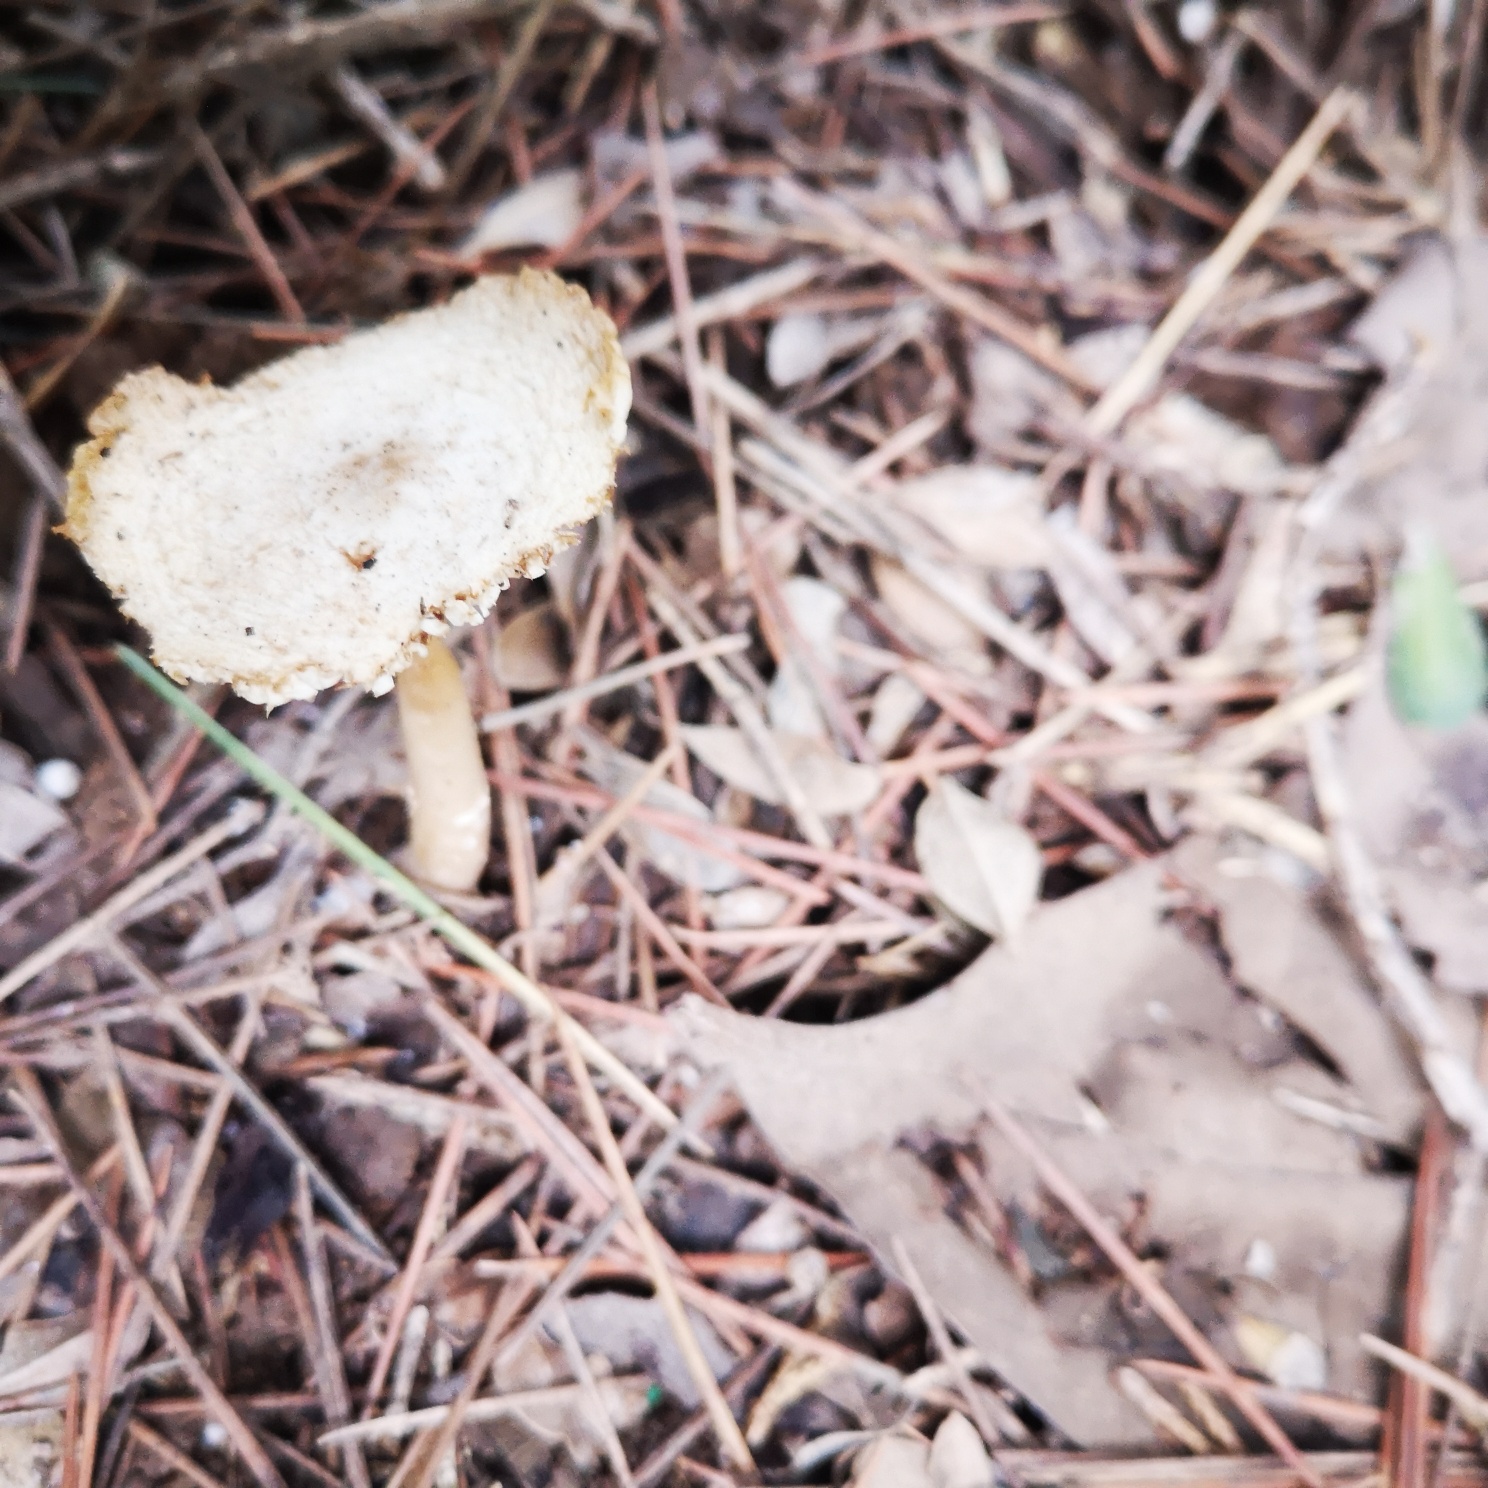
[2,3,1488,1487]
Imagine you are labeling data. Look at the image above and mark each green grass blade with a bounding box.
[1387,537,1488,730]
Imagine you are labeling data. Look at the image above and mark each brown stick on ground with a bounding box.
[361,1113,469,1412]
[0,357,66,673]
[1390,1113,1451,1488]
[292,1168,373,1488]
[554,1016,756,1474]
[985,1099,1321,1487]
[642,80,713,456]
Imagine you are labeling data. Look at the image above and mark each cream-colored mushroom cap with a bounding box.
[64,269,630,705]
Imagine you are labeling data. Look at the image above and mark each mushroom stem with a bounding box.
[394,636,492,892]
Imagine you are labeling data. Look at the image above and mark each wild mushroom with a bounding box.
[63,269,630,891]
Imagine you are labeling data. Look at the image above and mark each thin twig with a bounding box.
[187,122,304,322]
[619,257,823,360]
[0,359,69,700]
[642,80,713,447]
[891,1235,1004,1447]
[115,647,682,1135]
[362,1115,469,1411]
[1085,89,1354,437]
[444,0,560,196]
[707,327,742,578]
[1362,1335,1488,1431]
[591,849,730,1006]
[772,177,1098,391]
[330,64,446,190]
[293,1167,373,1488]
[553,1300,638,1487]
[108,933,390,1260]
[127,1418,230,1488]
[478,633,748,732]
[1290,408,1488,1147]
[0,802,262,1005]
[555,1017,755,1472]
[391,1278,538,1488]
[429,1153,542,1263]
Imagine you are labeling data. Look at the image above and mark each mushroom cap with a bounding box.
[64,269,630,705]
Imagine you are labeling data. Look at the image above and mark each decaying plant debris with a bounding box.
[3,2,1488,1486]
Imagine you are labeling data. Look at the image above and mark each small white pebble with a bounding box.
[1177,0,1217,43]
[34,758,82,801]
[1244,1237,1277,1280]
[200,1422,229,1450]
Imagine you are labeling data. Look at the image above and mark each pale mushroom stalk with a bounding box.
[395,636,492,892]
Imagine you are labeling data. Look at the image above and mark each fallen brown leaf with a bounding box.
[676,858,1414,1445]
[913,778,1043,940]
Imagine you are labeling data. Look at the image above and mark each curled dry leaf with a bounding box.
[1066,322,1148,390]
[0,743,68,863]
[1048,201,1120,285]
[914,778,1043,940]
[0,1320,92,1397]
[0,782,66,865]
[885,466,1052,571]
[940,150,988,229]
[682,724,881,816]
[493,602,568,693]
[966,338,1079,450]
[591,126,719,190]
[965,103,1012,208]
[766,311,885,387]
[457,168,585,257]
[767,574,847,737]
[780,574,848,660]
[1124,393,1289,497]
[870,554,990,674]
[866,672,927,756]
[851,1432,934,1488]
[930,1412,996,1488]
[1044,507,1141,668]
[706,884,793,930]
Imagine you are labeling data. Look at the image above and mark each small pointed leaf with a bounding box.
[913,778,1043,939]
[1387,534,1488,730]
